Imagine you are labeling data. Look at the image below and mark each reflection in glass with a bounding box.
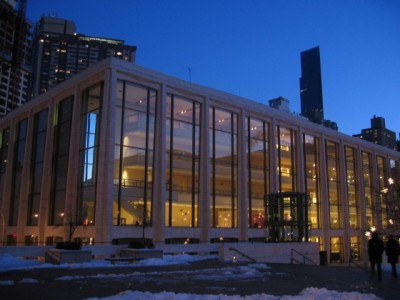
[78,83,103,225]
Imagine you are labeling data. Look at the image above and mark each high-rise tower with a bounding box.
[353,116,397,151]
[0,0,31,116]
[300,46,324,124]
[30,16,137,98]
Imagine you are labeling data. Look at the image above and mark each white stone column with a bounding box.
[237,109,248,241]
[269,118,278,193]
[355,146,368,267]
[39,101,55,244]
[64,83,82,240]
[296,128,306,193]
[16,111,34,244]
[95,68,114,244]
[339,140,350,262]
[199,97,210,243]
[152,83,167,244]
[318,136,330,254]
[1,120,16,243]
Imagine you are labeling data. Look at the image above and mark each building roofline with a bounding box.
[4,57,399,158]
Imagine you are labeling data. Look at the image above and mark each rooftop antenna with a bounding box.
[188,66,193,83]
[187,67,192,82]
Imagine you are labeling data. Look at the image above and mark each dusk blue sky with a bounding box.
[27,0,400,137]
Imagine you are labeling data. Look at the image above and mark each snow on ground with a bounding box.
[53,262,270,281]
[0,254,390,299]
[85,288,382,300]
[0,253,215,271]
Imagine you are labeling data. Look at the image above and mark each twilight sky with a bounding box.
[26,0,400,137]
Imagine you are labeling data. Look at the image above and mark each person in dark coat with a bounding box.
[385,235,400,279]
[368,231,385,281]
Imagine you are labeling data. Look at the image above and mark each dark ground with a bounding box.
[0,259,399,300]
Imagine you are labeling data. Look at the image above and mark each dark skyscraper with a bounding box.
[353,116,397,151]
[300,46,324,124]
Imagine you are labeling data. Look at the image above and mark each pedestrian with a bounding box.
[385,235,400,279]
[368,231,384,281]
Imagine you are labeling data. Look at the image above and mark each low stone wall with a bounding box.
[219,242,320,265]
[45,249,92,265]
[120,248,163,259]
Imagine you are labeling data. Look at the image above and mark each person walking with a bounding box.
[385,235,400,279]
[368,231,384,281]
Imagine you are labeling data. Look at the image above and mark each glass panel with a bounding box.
[330,236,342,262]
[78,83,103,225]
[9,119,28,225]
[345,147,359,229]
[49,97,73,226]
[326,141,341,228]
[304,134,320,228]
[362,152,374,229]
[277,126,296,192]
[387,159,400,229]
[28,109,48,225]
[376,156,387,227]
[210,107,238,228]
[165,95,200,227]
[350,236,361,261]
[246,117,269,228]
[113,81,156,226]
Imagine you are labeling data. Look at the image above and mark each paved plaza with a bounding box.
[1,259,399,299]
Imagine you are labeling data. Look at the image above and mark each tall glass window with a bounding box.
[0,128,10,209]
[326,141,341,228]
[210,107,238,228]
[114,81,156,226]
[350,236,361,261]
[9,119,28,225]
[49,97,73,225]
[27,109,48,226]
[165,94,200,227]
[388,159,400,228]
[277,126,296,192]
[362,152,374,229]
[246,117,269,228]
[303,134,320,228]
[78,83,103,225]
[345,146,359,229]
[330,236,342,262]
[376,156,387,228]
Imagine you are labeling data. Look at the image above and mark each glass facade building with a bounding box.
[0,58,399,264]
